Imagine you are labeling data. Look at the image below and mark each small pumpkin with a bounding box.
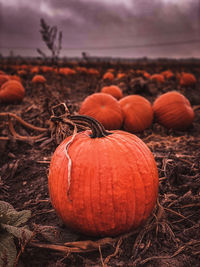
[17,70,27,76]
[117,73,126,80]
[142,71,151,79]
[48,114,159,236]
[103,72,114,81]
[150,74,165,83]
[161,70,174,80]
[101,85,123,100]
[87,68,100,76]
[30,66,39,74]
[79,93,123,130]
[119,95,153,133]
[153,91,194,130]
[32,74,47,84]
[0,80,25,103]
[179,72,196,86]
[59,67,76,76]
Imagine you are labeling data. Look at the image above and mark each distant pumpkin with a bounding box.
[59,67,76,76]
[142,71,151,79]
[103,72,114,81]
[179,72,197,86]
[153,91,194,130]
[87,68,100,76]
[79,93,123,130]
[151,74,165,83]
[41,66,54,73]
[0,75,10,87]
[117,73,126,80]
[31,66,40,74]
[17,70,27,76]
[119,95,153,133]
[0,80,25,103]
[161,70,174,80]
[101,85,123,100]
[76,66,88,74]
[32,75,47,84]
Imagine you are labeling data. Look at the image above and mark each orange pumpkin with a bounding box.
[30,66,39,74]
[101,85,123,100]
[0,74,10,86]
[142,71,151,79]
[117,73,126,80]
[32,74,47,84]
[150,74,165,83]
[41,66,54,73]
[9,75,22,83]
[87,68,100,76]
[0,80,25,103]
[119,95,153,133]
[59,67,76,76]
[79,93,123,130]
[48,115,159,236]
[17,70,27,76]
[153,91,194,130]
[161,70,174,80]
[179,72,197,86]
[76,66,88,74]
[103,72,114,81]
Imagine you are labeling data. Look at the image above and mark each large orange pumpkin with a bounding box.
[101,85,123,100]
[153,91,194,130]
[0,80,25,103]
[79,93,123,130]
[119,95,153,133]
[48,115,159,236]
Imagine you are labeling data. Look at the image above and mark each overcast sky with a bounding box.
[0,0,200,58]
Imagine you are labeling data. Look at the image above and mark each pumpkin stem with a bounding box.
[69,115,111,138]
[51,103,111,139]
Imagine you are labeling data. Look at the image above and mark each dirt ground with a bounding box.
[0,59,200,267]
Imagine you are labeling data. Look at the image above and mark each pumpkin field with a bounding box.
[0,58,200,267]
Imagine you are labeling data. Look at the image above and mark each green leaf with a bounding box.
[0,233,17,267]
[0,201,31,226]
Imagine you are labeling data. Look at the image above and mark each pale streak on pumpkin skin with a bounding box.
[64,124,77,197]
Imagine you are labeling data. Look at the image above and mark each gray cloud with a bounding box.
[0,0,199,58]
